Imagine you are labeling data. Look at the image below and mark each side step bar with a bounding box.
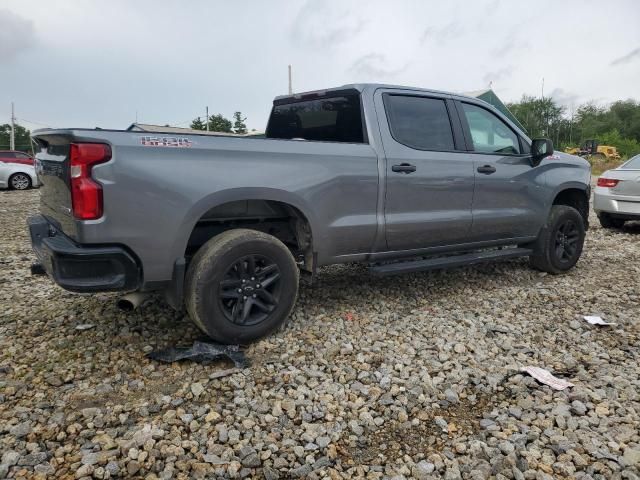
[369,248,533,276]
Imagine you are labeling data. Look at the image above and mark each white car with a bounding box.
[594,154,640,228]
[0,150,39,190]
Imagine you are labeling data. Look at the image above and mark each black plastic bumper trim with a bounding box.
[28,214,141,292]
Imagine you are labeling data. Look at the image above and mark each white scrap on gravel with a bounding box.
[583,315,617,326]
[75,324,96,331]
[520,366,575,390]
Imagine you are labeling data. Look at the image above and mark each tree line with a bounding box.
[0,124,33,152]
[506,96,640,158]
[190,111,248,134]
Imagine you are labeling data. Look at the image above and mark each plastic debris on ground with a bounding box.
[146,340,249,368]
[583,315,617,326]
[520,366,575,390]
[75,324,96,331]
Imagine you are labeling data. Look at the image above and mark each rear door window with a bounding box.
[461,103,521,155]
[383,95,455,151]
[266,94,364,143]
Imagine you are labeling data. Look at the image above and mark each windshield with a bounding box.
[620,154,640,169]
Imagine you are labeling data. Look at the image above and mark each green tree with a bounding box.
[507,96,564,140]
[233,111,247,134]
[190,117,206,130]
[207,114,233,133]
[598,129,640,158]
[0,123,32,152]
[574,103,608,141]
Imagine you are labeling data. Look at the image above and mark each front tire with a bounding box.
[9,173,31,190]
[598,212,625,229]
[185,229,299,344]
[529,205,585,274]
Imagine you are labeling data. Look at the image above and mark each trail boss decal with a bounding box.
[140,136,193,148]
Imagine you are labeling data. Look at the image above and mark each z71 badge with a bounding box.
[140,136,193,148]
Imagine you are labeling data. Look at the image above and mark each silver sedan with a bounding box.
[594,154,640,228]
[0,151,40,190]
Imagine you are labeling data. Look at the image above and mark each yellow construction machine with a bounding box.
[564,140,620,161]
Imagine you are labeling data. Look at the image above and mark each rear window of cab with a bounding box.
[266,93,364,143]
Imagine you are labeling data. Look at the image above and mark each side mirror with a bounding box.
[531,138,554,165]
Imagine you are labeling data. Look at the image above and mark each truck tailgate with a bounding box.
[33,132,77,238]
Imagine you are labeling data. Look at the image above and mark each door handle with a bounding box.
[477,165,496,174]
[392,163,417,174]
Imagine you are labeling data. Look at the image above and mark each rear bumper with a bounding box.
[28,214,141,292]
[594,189,640,219]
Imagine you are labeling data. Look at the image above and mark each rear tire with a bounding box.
[185,229,299,344]
[529,205,585,274]
[598,212,625,229]
[9,173,31,190]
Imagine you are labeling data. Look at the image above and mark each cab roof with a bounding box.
[273,83,482,103]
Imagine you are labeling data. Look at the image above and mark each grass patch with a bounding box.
[588,157,624,176]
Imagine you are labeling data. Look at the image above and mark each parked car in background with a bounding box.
[0,150,39,190]
[594,154,640,228]
[28,84,591,344]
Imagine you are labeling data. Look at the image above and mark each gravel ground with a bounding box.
[1,188,639,480]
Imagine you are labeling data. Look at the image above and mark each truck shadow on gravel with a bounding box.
[296,258,537,313]
[89,259,537,343]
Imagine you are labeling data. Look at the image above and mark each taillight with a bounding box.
[69,143,111,220]
[597,177,620,188]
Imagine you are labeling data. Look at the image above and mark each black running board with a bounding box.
[369,248,533,276]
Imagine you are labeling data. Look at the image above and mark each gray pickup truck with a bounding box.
[29,84,591,343]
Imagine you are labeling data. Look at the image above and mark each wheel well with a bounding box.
[185,200,314,271]
[553,188,589,226]
[10,172,30,179]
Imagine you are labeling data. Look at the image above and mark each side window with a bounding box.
[520,138,531,154]
[2,152,17,158]
[384,95,455,151]
[16,153,30,159]
[461,103,520,155]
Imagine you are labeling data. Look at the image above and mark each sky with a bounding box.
[1,0,639,132]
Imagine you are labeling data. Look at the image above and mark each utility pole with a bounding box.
[205,106,209,132]
[10,102,16,151]
[541,78,546,136]
[288,65,293,95]
[569,104,574,145]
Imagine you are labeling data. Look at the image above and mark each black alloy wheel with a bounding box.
[218,254,281,326]
[554,219,580,264]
